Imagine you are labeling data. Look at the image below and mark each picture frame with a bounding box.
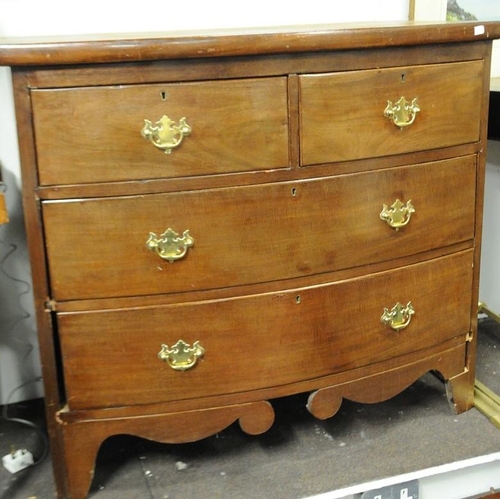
[410,0,500,76]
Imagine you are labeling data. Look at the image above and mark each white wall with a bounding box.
[0,0,410,37]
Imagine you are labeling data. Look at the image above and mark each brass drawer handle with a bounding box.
[384,97,420,128]
[146,228,194,262]
[381,301,415,331]
[158,340,204,371]
[141,114,191,154]
[380,199,415,230]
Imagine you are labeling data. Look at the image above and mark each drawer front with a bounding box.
[42,156,476,301]
[31,78,289,185]
[299,61,484,165]
[58,250,473,410]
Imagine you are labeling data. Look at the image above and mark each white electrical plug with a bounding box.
[2,449,34,473]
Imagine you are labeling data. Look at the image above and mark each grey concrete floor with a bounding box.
[1,317,500,499]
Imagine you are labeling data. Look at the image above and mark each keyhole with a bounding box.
[295,295,301,304]
[160,91,168,101]
[291,188,297,196]
[401,73,406,83]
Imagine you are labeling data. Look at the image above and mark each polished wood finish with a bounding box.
[42,156,475,300]
[31,78,289,185]
[1,22,498,498]
[299,61,483,164]
[1,21,500,66]
[58,250,472,410]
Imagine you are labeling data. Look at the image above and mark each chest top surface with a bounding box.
[1,21,500,66]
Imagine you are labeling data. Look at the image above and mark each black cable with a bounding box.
[1,378,49,465]
[0,190,49,466]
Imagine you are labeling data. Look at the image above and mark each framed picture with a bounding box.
[446,0,500,22]
[410,0,499,22]
[410,0,500,77]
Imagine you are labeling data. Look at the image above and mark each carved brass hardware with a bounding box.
[146,228,194,262]
[380,199,415,230]
[141,115,191,154]
[384,97,420,128]
[381,301,415,331]
[158,340,204,371]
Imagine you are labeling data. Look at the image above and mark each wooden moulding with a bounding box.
[475,303,500,429]
[479,302,500,324]
[0,21,500,66]
[475,380,500,430]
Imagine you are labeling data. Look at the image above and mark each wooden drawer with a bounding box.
[299,61,484,165]
[31,78,289,185]
[42,156,476,301]
[58,250,473,410]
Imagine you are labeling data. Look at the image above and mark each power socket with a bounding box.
[361,479,419,499]
[2,449,34,474]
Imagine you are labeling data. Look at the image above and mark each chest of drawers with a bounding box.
[2,21,500,498]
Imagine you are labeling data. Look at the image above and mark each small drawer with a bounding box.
[58,250,473,410]
[31,77,289,185]
[299,61,484,165]
[42,156,476,301]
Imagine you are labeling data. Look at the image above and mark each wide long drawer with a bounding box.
[31,77,289,185]
[299,60,484,165]
[58,250,473,410]
[42,156,476,301]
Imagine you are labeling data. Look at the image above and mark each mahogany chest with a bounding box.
[1,21,499,497]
